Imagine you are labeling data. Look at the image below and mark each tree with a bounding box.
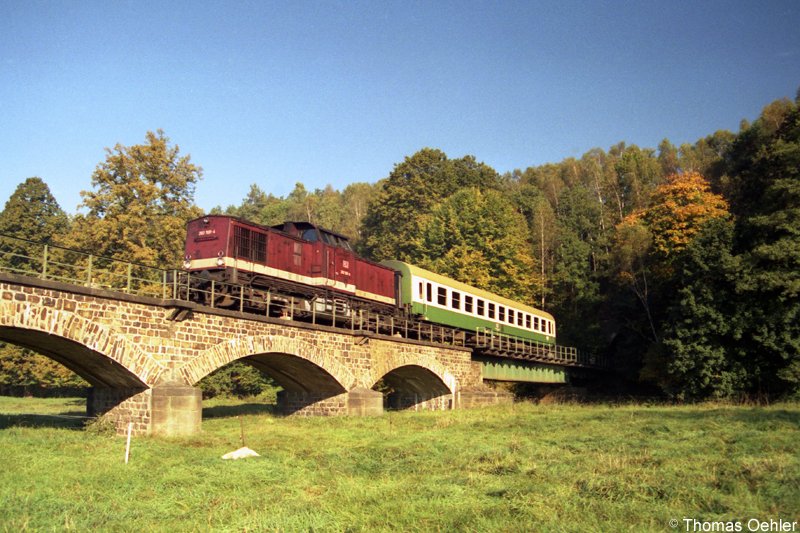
[0,177,69,241]
[657,139,680,176]
[612,217,659,343]
[514,184,558,307]
[419,188,539,302]
[360,148,501,261]
[642,171,730,260]
[0,342,88,394]
[659,218,746,399]
[613,144,662,216]
[339,182,376,245]
[725,97,800,396]
[678,130,735,191]
[68,130,203,268]
[0,178,85,393]
[0,177,69,273]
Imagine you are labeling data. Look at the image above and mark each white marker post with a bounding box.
[124,421,133,464]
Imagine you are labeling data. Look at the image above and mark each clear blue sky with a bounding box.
[2,0,799,214]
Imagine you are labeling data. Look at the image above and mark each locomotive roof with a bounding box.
[274,221,352,242]
[188,215,350,242]
[382,260,555,320]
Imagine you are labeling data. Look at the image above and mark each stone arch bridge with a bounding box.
[0,273,507,436]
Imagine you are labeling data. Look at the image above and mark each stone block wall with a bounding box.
[87,387,152,435]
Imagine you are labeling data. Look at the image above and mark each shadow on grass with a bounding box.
[202,403,278,419]
[0,411,88,430]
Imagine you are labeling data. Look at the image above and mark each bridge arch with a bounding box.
[0,301,163,388]
[182,334,357,394]
[371,346,458,411]
[374,364,454,411]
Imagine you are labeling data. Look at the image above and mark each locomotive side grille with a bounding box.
[234,226,267,264]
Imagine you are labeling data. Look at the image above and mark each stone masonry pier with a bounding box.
[0,273,505,436]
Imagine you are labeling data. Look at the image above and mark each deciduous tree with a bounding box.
[68,130,203,268]
[642,171,730,260]
[420,188,540,303]
[360,148,502,262]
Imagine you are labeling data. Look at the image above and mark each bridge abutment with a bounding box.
[276,387,385,417]
[150,385,202,437]
[87,385,201,436]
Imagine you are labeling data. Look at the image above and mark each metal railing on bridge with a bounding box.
[0,234,172,298]
[472,327,605,368]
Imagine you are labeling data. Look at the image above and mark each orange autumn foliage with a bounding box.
[626,171,730,258]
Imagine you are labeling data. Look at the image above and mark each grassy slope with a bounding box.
[0,397,798,532]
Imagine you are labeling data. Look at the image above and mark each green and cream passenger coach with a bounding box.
[382,260,556,345]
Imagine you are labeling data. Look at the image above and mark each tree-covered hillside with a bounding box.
[1,93,798,400]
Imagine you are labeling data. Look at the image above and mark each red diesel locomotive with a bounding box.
[182,215,396,311]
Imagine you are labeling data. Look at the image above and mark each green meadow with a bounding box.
[0,397,798,532]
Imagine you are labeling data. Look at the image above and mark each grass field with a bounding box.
[0,397,798,532]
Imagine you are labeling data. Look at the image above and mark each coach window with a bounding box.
[534,316,540,331]
[477,299,485,316]
[437,287,447,306]
[465,295,474,314]
[451,291,461,310]
[548,321,553,335]
[418,282,424,300]
[426,283,433,303]
[508,309,515,325]
[525,314,532,329]
[518,312,524,327]
[498,306,506,322]
[488,302,495,319]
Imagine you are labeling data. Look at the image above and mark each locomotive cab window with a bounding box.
[302,228,319,243]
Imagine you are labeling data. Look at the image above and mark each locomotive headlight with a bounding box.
[183,255,192,270]
[216,251,225,267]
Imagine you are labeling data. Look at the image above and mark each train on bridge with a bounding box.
[182,215,556,346]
